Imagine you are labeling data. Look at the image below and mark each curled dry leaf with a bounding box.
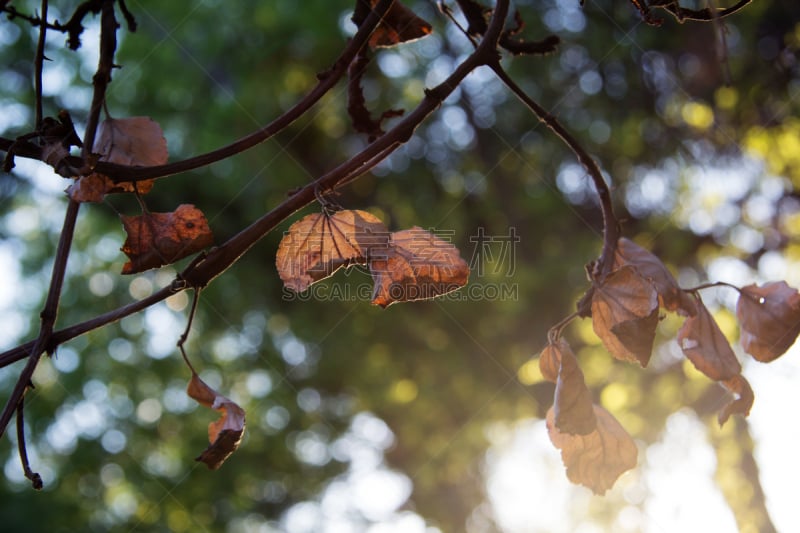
[546,405,638,495]
[68,117,167,202]
[614,238,696,316]
[352,0,433,49]
[718,374,754,427]
[369,226,470,308]
[554,344,597,435]
[539,338,571,383]
[187,373,246,470]
[736,281,800,362]
[677,296,741,381]
[591,265,659,367]
[120,204,214,274]
[276,209,389,292]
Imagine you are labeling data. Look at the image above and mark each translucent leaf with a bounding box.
[614,237,696,315]
[120,204,214,274]
[68,117,167,202]
[187,373,246,470]
[554,344,596,435]
[737,281,800,362]
[547,405,638,495]
[677,296,741,381]
[591,266,659,366]
[275,209,390,292]
[369,227,469,307]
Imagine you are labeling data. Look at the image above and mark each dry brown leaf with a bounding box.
[614,238,696,316]
[554,344,597,435]
[736,281,800,362]
[276,209,390,292]
[677,297,741,381]
[353,0,433,49]
[591,266,659,367]
[718,374,754,427]
[547,405,638,495]
[539,338,571,383]
[187,373,246,470]
[120,204,214,274]
[68,117,167,202]
[369,226,469,307]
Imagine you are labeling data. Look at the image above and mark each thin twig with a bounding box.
[0,286,173,368]
[489,63,620,278]
[177,289,201,375]
[34,0,49,129]
[16,397,43,490]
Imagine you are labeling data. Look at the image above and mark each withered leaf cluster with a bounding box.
[541,237,800,493]
[276,209,469,307]
[66,117,215,274]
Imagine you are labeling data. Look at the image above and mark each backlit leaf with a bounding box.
[369,227,469,307]
[591,265,659,366]
[736,281,800,362]
[554,344,596,435]
[276,209,390,292]
[547,405,638,494]
[68,117,167,202]
[614,237,696,316]
[120,204,214,274]
[187,373,246,470]
[677,296,741,381]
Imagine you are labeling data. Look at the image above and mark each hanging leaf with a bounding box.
[677,296,741,381]
[614,237,696,316]
[554,344,596,435]
[187,373,246,470]
[120,204,214,274]
[546,405,638,495]
[591,265,659,367]
[68,117,167,202]
[539,338,571,383]
[352,0,432,49]
[276,209,390,293]
[717,374,754,427]
[369,227,469,307]
[736,281,800,362]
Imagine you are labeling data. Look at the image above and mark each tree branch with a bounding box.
[81,0,117,160]
[0,0,398,181]
[0,0,512,367]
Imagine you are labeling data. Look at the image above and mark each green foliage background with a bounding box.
[1,0,799,531]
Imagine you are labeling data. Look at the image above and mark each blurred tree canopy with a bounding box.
[1,0,799,531]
